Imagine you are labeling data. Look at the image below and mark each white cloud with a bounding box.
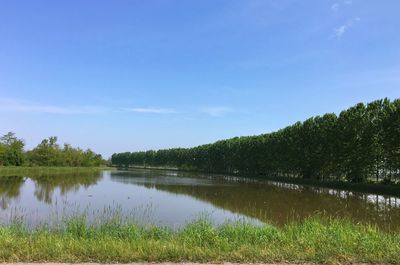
[0,98,109,114]
[200,106,234,117]
[331,0,352,11]
[0,98,235,117]
[124,107,176,114]
[331,3,340,11]
[0,98,176,115]
[331,17,360,39]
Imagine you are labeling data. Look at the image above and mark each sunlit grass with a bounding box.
[0,215,398,263]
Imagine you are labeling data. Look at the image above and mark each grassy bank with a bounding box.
[0,216,399,264]
[0,166,114,176]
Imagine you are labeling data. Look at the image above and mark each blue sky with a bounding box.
[1,0,399,158]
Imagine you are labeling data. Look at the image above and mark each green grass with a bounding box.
[0,166,114,176]
[0,216,399,264]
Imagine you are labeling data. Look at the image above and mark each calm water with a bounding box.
[1,169,400,230]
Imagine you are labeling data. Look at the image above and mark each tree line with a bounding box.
[0,133,104,167]
[112,98,400,184]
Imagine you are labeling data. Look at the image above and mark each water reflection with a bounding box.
[266,180,400,221]
[0,171,102,207]
[0,176,25,210]
[31,172,102,204]
[111,170,400,230]
[0,169,399,230]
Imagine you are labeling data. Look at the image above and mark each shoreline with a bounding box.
[0,166,114,177]
[115,165,400,197]
[1,165,399,196]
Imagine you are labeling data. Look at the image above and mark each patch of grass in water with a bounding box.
[0,214,399,263]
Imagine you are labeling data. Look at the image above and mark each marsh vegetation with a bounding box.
[0,215,399,264]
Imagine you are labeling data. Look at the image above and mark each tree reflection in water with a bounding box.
[111,170,400,230]
[0,171,102,206]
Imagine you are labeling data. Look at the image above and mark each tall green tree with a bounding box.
[112,98,400,185]
[0,132,25,166]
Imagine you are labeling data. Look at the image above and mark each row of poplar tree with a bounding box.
[112,98,400,183]
[0,133,103,167]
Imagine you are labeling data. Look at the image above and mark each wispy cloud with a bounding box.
[124,107,176,114]
[0,98,236,117]
[331,3,340,11]
[0,98,109,114]
[200,106,234,117]
[331,17,360,39]
[0,98,176,115]
[331,0,352,11]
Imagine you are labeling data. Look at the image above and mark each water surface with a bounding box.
[1,169,399,230]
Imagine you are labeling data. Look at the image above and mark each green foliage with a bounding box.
[112,98,400,184]
[0,133,104,167]
[0,166,110,177]
[0,132,25,166]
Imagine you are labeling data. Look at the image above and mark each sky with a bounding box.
[1,0,400,158]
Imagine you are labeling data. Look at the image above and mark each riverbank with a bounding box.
[115,165,400,197]
[0,166,114,176]
[0,216,399,264]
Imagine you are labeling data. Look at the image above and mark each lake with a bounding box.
[1,169,399,230]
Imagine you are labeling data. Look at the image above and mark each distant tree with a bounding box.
[382,99,400,182]
[0,132,25,166]
[112,98,400,185]
[25,136,103,167]
[26,136,61,166]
